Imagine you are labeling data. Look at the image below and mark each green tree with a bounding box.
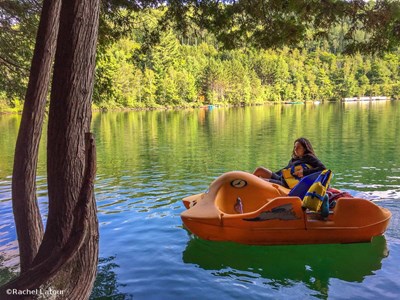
[175,70,198,104]
[142,68,158,107]
[174,0,400,53]
[157,67,180,105]
[201,59,226,104]
[0,0,40,103]
[274,56,291,101]
[95,39,140,108]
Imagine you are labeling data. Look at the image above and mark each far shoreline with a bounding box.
[1,98,398,115]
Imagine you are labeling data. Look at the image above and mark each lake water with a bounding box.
[1,101,400,299]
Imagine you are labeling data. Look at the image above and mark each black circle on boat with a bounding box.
[231,179,247,188]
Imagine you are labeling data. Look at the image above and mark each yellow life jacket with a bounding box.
[281,163,311,188]
[302,169,333,212]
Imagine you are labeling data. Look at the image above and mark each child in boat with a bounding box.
[253,137,326,188]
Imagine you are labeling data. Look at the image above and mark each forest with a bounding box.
[1,5,400,112]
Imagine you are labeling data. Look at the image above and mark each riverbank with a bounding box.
[0,101,272,115]
[2,97,399,115]
[0,99,343,115]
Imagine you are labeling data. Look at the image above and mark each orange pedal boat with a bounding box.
[181,171,391,245]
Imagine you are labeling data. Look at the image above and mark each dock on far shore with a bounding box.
[342,96,391,102]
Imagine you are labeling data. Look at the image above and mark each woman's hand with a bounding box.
[293,169,304,178]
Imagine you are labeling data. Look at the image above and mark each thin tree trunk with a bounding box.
[11,0,61,273]
[33,0,99,261]
[33,0,100,297]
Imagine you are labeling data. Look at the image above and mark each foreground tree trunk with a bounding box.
[0,134,98,299]
[33,0,100,263]
[1,0,100,298]
[11,0,61,273]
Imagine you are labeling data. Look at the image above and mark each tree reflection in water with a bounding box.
[91,256,132,300]
[182,235,389,298]
[0,256,18,286]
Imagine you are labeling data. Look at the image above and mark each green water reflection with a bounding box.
[2,101,399,187]
[183,236,388,297]
[91,101,400,194]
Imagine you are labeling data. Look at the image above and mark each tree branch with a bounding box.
[10,0,61,273]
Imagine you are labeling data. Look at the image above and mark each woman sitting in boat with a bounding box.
[253,137,326,188]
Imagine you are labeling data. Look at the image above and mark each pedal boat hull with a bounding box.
[181,171,392,245]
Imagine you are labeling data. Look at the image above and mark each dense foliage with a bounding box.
[93,8,400,109]
[94,35,400,109]
[0,0,39,112]
[1,1,400,111]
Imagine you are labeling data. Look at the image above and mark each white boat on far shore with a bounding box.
[342,96,391,102]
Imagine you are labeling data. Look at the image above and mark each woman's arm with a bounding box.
[302,154,326,176]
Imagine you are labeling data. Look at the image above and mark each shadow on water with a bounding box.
[0,256,18,286]
[90,256,133,300]
[182,235,389,297]
[0,254,133,299]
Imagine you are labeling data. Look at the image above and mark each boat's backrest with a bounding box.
[288,171,322,199]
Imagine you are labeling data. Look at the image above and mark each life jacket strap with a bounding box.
[304,191,325,201]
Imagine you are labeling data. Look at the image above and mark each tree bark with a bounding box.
[11,0,61,273]
[32,0,99,262]
[33,0,100,297]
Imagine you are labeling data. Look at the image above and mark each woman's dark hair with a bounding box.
[292,137,316,158]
